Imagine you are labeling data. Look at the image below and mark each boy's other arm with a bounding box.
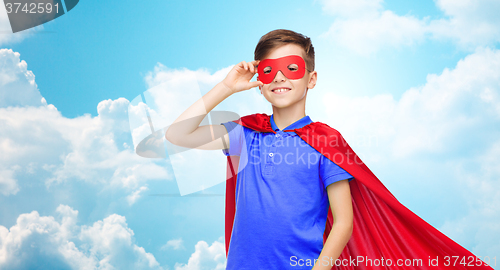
[313,179,353,270]
[165,61,263,150]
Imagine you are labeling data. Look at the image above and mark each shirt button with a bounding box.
[269,153,274,157]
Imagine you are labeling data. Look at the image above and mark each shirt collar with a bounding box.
[270,114,313,133]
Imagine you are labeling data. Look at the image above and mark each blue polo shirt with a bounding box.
[221,114,353,269]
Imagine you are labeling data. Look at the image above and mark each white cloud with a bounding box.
[322,10,428,55]
[0,49,170,205]
[0,168,19,196]
[0,49,45,107]
[0,205,163,270]
[319,0,500,54]
[161,238,184,251]
[126,185,149,206]
[174,240,226,270]
[80,213,162,269]
[0,97,170,200]
[431,0,500,49]
[324,46,500,158]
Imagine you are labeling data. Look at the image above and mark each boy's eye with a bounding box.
[287,64,298,72]
[263,66,272,74]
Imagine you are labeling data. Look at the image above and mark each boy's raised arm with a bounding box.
[165,60,263,150]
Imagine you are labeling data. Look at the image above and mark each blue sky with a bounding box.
[1,0,500,269]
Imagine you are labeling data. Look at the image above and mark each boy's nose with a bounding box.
[273,70,287,82]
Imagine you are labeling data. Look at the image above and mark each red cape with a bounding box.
[224,113,493,269]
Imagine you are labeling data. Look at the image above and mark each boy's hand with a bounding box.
[222,60,264,94]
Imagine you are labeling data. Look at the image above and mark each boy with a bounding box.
[166,30,493,270]
[166,29,353,269]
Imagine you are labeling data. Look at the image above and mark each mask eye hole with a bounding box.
[263,66,272,74]
[287,64,298,72]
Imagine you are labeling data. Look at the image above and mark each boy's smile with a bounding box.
[258,44,317,110]
[271,87,291,94]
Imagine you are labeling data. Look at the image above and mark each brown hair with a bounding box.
[254,29,315,71]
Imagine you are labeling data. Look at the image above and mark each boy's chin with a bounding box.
[266,96,307,109]
[270,101,295,109]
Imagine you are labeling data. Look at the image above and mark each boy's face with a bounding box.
[258,44,317,110]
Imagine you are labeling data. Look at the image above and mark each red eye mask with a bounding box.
[257,55,306,84]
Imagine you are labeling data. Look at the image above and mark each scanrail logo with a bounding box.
[127,72,245,196]
[4,0,79,33]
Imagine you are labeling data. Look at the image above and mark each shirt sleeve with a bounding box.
[220,121,244,157]
[320,154,354,188]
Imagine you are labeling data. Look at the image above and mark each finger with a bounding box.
[249,80,264,89]
[241,61,248,71]
[255,60,261,73]
[237,61,246,71]
[250,60,259,72]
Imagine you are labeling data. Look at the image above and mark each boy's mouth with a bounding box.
[271,88,291,94]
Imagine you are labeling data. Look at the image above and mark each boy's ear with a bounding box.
[307,71,318,89]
